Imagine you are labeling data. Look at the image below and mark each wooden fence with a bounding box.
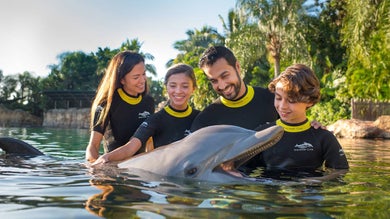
[351,99,390,121]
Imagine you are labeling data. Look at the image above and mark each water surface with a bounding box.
[0,127,389,218]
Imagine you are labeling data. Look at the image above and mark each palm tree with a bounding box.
[172,26,224,67]
[17,71,35,104]
[237,0,310,78]
[220,9,270,85]
[172,26,225,109]
[120,38,156,76]
[94,47,118,78]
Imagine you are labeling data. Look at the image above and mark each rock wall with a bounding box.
[0,105,42,127]
[0,106,91,129]
[43,108,91,129]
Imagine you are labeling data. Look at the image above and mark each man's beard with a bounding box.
[218,71,242,100]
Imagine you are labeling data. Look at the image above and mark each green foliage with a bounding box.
[219,9,274,87]
[0,38,158,117]
[308,66,351,125]
[346,30,390,100]
[342,0,390,100]
[94,47,118,78]
[192,68,218,110]
[0,72,44,116]
[120,38,156,76]
[40,51,99,92]
[1,1,389,123]
[148,78,165,110]
[307,98,350,125]
[236,0,310,78]
[303,0,347,79]
[171,26,224,109]
[243,60,272,87]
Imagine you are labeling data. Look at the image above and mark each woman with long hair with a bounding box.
[85,51,155,163]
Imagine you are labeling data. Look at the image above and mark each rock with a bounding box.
[0,105,91,129]
[374,115,390,138]
[374,115,390,130]
[328,115,390,139]
[0,105,42,127]
[42,108,90,129]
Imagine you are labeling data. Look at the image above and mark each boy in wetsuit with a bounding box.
[245,64,349,179]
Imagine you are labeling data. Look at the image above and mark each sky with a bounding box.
[0,0,235,80]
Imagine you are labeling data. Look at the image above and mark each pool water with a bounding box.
[0,127,389,218]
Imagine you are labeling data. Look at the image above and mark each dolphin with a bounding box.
[0,125,284,183]
[0,137,44,156]
[118,125,283,183]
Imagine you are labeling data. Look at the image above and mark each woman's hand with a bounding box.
[91,155,109,166]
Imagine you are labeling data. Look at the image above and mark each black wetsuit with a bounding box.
[93,88,155,152]
[190,85,278,131]
[245,119,349,175]
[133,105,200,150]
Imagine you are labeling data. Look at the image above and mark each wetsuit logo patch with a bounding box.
[339,149,346,156]
[184,129,191,136]
[294,142,314,151]
[140,121,148,128]
[138,111,151,119]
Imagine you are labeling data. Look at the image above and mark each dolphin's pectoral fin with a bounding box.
[0,137,44,156]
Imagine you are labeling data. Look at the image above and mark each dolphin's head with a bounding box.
[118,125,283,183]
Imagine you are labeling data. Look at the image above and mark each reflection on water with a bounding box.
[0,127,389,218]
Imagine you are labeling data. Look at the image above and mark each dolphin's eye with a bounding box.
[185,167,198,177]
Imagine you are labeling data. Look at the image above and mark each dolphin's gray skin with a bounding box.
[0,125,283,183]
[0,137,44,156]
[118,125,283,183]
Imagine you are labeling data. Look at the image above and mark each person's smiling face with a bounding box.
[274,82,313,124]
[166,73,195,110]
[202,58,245,101]
[120,62,147,96]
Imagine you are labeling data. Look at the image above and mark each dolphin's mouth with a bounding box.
[213,131,283,178]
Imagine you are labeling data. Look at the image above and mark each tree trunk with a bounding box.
[274,55,281,78]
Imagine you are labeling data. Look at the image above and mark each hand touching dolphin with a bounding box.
[118,125,283,182]
[0,125,283,183]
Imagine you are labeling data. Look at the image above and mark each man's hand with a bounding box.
[311,120,326,129]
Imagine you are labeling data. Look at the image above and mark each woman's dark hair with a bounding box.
[164,63,197,89]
